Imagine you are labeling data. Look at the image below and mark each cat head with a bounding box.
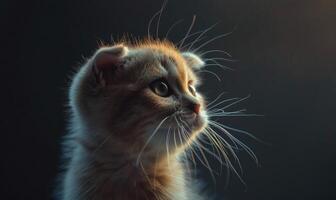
[70,39,208,157]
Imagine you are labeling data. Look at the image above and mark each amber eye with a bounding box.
[150,79,171,97]
[188,84,196,96]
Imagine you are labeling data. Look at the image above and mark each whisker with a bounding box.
[176,118,206,167]
[165,19,184,39]
[181,36,207,50]
[165,125,172,166]
[207,108,246,115]
[193,28,235,52]
[208,124,243,175]
[206,92,227,107]
[204,60,233,71]
[173,126,178,158]
[220,95,251,110]
[202,128,232,183]
[139,161,159,198]
[206,126,242,166]
[179,15,197,48]
[147,10,161,38]
[200,49,232,57]
[205,125,247,186]
[208,109,262,117]
[179,117,218,182]
[175,119,197,173]
[110,34,116,44]
[174,116,193,174]
[199,69,221,81]
[206,126,242,165]
[209,121,258,164]
[175,30,205,46]
[195,134,226,167]
[204,57,237,62]
[177,125,193,176]
[187,23,219,51]
[208,113,261,117]
[213,121,266,146]
[208,97,241,110]
[92,135,111,154]
[156,0,168,38]
[136,116,170,165]
[201,129,226,174]
[208,122,242,151]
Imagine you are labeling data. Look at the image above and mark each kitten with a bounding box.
[59,39,210,200]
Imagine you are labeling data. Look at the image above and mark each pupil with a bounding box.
[150,79,170,97]
[189,85,196,96]
[159,83,166,93]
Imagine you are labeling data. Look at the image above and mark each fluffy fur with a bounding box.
[58,39,210,200]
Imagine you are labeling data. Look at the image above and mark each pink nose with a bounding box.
[193,103,201,114]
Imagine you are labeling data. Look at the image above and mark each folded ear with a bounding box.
[182,52,205,70]
[91,44,128,86]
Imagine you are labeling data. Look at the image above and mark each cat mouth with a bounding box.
[156,109,207,136]
[147,111,207,152]
[171,110,206,133]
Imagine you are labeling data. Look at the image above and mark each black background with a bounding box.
[1,0,336,199]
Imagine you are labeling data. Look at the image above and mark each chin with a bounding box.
[149,110,208,152]
[185,110,208,133]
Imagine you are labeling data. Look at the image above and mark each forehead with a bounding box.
[129,44,197,88]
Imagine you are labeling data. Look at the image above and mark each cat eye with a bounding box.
[188,84,196,96]
[150,79,171,97]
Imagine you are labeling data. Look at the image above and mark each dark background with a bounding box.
[1,0,336,199]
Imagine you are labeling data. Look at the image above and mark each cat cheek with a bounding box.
[147,95,175,113]
[153,98,175,111]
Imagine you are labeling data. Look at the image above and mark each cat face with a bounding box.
[70,40,208,156]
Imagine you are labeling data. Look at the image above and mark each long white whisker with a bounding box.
[179,15,197,48]
[147,10,161,38]
[204,57,237,62]
[176,117,207,169]
[208,97,241,110]
[176,30,204,46]
[202,128,231,179]
[178,125,193,176]
[206,126,242,160]
[201,129,226,174]
[156,0,168,38]
[207,109,246,115]
[204,63,233,71]
[136,116,169,165]
[174,116,193,174]
[165,19,184,39]
[197,136,225,166]
[193,29,235,52]
[207,122,243,152]
[179,117,218,182]
[207,92,227,107]
[204,59,234,71]
[175,117,197,171]
[205,125,247,185]
[181,36,207,50]
[220,95,251,110]
[187,23,219,51]
[166,125,172,166]
[199,69,221,81]
[209,121,258,164]
[214,121,265,145]
[208,113,261,117]
[200,49,232,57]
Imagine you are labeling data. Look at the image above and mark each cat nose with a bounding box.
[188,102,201,114]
